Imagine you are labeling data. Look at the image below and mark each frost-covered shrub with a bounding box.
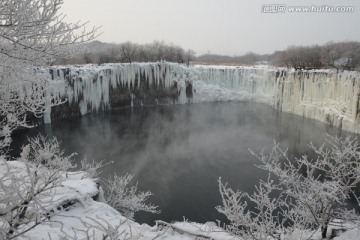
[0,136,78,239]
[28,135,76,171]
[104,173,159,220]
[217,177,290,240]
[218,136,360,239]
[1,135,159,239]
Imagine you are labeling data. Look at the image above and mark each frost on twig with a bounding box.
[28,135,76,172]
[58,216,132,240]
[79,157,111,179]
[103,173,160,220]
[217,176,291,240]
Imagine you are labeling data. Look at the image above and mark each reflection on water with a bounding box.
[11,102,351,225]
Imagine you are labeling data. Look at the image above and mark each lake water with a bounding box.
[11,102,349,225]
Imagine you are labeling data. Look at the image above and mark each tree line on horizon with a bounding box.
[196,41,360,71]
[56,40,360,72]
[55,40,196,66]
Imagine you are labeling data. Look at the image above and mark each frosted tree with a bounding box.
[185,49,196,67]
[0,136,78,239]
[104,173,160,220]
[218,136,360,239]
[1,136,159,239]
[217,177,290,240]
[0,1,99,238]
[119,42,138,63]
[0,0,98,153]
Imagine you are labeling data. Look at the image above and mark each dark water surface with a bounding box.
[11,102,350,225]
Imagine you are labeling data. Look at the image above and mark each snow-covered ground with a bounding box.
[1,160,359,239]
[22,199,237,239]
[0,160,235,240]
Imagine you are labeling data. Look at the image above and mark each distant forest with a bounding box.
[55,41,196,66]
[56,40,360,71]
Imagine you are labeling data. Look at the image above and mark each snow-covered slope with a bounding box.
[45,63,360,133]
[0,160,236,240]
[21,199,237,240]
[3,160,357,240]
[3,160,356,240]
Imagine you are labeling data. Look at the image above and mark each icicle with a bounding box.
[43,90,51,124]
[79,100,88,115]
[178,84,187,104]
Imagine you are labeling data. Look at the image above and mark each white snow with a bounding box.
[0,159,99,213]
[19,198,238,240]
[334,228,360,240]
[2,160,358,240]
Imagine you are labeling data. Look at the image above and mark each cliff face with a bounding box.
[277,71,360,133]
[45,62,360,133]
[197,66,360,133]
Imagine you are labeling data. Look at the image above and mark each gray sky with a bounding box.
[62,0,360,55]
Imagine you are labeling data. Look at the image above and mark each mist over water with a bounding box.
[11,102,349,225]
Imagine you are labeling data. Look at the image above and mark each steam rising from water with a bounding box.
[11,102,347,225]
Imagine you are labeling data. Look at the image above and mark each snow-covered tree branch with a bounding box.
[103,173,160,220]
[0,0,101,235]
[0,0,99,62]
[218,136,360,239]
[0,136,79,239]
[0,0,99,153]
[217,176,289,240]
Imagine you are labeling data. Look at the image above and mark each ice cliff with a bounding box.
[45,62,360,134]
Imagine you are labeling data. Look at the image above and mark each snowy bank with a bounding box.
[0,160,235,240]
[1,160,359,239]
[21,199,237,239]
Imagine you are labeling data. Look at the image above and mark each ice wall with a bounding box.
[192,65,277,103]
[48,63,188,117]
[192,66,360,133]
[278,71,360,133]
[46,62,360,134]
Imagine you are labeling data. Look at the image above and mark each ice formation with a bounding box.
[45,62,360,133]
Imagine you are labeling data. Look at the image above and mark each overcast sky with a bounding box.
[62,0,360,55]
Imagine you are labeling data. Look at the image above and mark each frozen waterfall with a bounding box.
[44,62,360,134]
